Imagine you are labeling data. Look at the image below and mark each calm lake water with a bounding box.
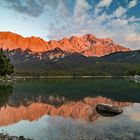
[0,78,140,140]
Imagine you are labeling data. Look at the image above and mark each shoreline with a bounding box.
[0,75,137,79]
[0,75,139,84]
[0,76,17,85]
[12,75,133,79]
[0,133,33,140]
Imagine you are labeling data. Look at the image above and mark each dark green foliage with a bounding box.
[0,49,14,76]
[100,50,140,63]
[5,49,140,76]
[14,62,140,77]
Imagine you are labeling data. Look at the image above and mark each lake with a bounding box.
[0,78,140,140]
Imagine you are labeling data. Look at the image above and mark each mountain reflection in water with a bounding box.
[1,78,140,140]
[1,104,140,140]
[0,96,132,126]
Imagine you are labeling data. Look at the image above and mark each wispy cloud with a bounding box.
[2,0,65,17]
[2,0,45,16]
[113,6,127,18]
[128,0,137,8]
[125,33,140,42]
[97,0,113,8]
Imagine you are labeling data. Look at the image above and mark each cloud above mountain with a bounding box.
[0,0,140,49]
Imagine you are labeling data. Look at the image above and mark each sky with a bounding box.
[0,0,140,49]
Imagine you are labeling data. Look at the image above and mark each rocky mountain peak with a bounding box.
[0,31,130,57]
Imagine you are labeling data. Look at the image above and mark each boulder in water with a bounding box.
[96,104,123,117]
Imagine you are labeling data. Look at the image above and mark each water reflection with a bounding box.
[10,78,140,104]
[0,96,132,126]
[0,78,140,139]
[1,110,140,140]
[0,85,13,107]
[0,78,140,108]
[125,103,140,122]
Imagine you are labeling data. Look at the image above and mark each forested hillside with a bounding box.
[3,49,140,77]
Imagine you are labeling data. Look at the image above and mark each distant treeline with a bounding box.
[14,62,140,77]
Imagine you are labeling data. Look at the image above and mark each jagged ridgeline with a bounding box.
[0,49,14,76]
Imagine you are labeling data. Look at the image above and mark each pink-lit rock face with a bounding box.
[0,96,132,126]
[0,32,130,57]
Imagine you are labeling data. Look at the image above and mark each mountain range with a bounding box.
[0,31,140,76]
[0,31,130,57]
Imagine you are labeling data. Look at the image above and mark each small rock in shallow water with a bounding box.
[19,136,26,140]
[0,134,33,140]
[9,136,19,140]
[96,104,123,117]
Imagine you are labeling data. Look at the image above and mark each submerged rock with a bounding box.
[96,104,123,117]
[129,75,140,83]
[0,133,33,140]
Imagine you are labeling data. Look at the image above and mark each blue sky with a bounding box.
[0,0,140,49]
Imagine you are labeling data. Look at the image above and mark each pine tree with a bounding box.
[0,49,14,76]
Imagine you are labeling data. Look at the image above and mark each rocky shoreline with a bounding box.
[129,75,140,83]
[0,76,16,85]
[0,133,33,140]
